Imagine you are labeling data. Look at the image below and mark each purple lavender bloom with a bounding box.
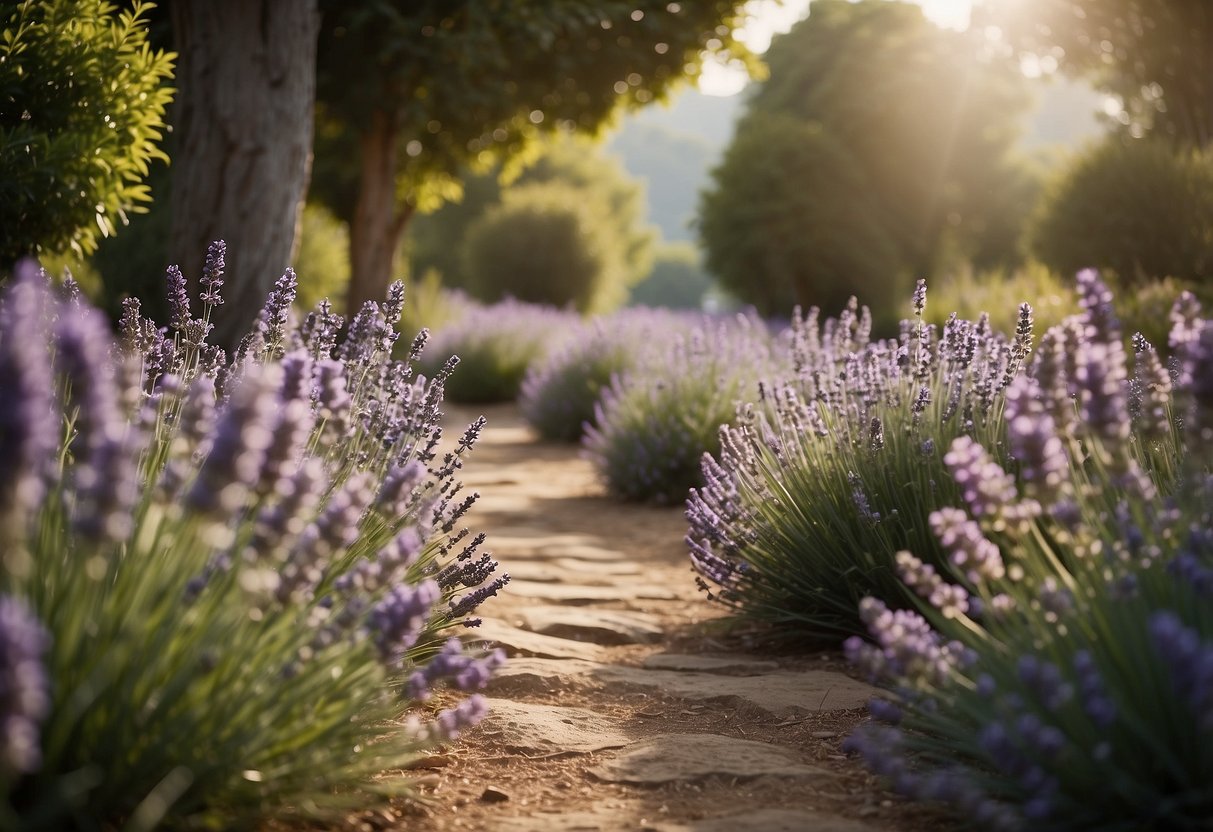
[199,240,226,307]
[0,267,59,525]
[1149,611,1213,730]
[54,303,125,457]
[165,264,192,332]
[376,460,428,518]
[0,595,51,774]
[895,550,970,617]
[406,637,505,700]
[448,574,510,618]
[1132,344,1172,440]
[368,580,441,660]
[1004,376,1068,502]
[944,436,1021,521]
[929,507,1005,583]
[186,367,279,517]
[846,597,966,686]
[430,693,489,741]
[277,472,376,603]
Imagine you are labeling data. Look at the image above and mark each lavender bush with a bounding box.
[0,246,507,828]
[844,273,1209,830]
[519,308,695,442]
[420,297,577,404]
[584,314,779,504]
[688,287,1031,639]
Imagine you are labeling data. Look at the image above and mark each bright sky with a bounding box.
[698,0,976,96]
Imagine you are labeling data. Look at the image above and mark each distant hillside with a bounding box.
[606,90,741,242]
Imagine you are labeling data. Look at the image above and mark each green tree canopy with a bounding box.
[981,0,1213,148]
[628,240,714,309]
[0,0,174,267]
[311,0,757,312]
[698,0,1033,322]
[1031,137,1213,283]
[407,132,655,292]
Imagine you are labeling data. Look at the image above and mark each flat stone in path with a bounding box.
[588,733,829,785]
[641,653,780,675]
[478,699,631,754]
[475,619,606,661]
[514,605,665,645]
[499,559,641,586]
[505,580,678,604]
[492,806,881,832]
[663,809,885,832]
[487,659,878,716]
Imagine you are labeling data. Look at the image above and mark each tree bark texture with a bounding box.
[346,110,413,314]
[169,0,320,349]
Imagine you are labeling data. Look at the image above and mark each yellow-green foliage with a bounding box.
[925,264,1077,340]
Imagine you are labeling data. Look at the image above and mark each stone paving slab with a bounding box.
[476,619,606,661]
[513,605,665,645]
[488,658,878,715]
[479,698,631,754]
[641,653,780,675]
[493,808,880,832]
[588,733,830,785]
[505,580,678,604]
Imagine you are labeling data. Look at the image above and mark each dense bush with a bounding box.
[421,298,576,403]
[925,264,1077,346]
[0,0,174,265]
[843,274,1210,830]
[462,182,630,314]
[688,286,1031,639]
[628,241,715,310]
[1031,138,1213,284]
[520,308,695,442]
[585,315,778,504]
[0,247,507,827]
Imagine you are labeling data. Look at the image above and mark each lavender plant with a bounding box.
[688,288,1032,640]
[584,314,778,504]
[519,308,695,442]
[419,298,577,404]
[844,273,1209,830]
[0,247,507,829]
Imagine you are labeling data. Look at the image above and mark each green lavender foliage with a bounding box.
[585,314,780,504]
[519,308,697,442]
[420,298,578,404]
[688,287,1033,641]
[0,254,504,829]
[844,274,1211,830]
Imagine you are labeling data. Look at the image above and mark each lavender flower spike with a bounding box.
[199,240,226,307]
[0,595,51,774]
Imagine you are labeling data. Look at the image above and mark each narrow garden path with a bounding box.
[394,405,958,832]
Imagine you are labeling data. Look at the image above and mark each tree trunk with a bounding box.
[169,0,320,349]
[347,110,414,314]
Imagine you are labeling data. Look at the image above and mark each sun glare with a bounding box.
[698,0,976,96]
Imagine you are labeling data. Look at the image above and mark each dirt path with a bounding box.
[389,405,958,832]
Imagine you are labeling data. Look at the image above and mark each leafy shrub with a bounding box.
[926,263,1077,345]
[628,241,714,310]
[462,182,630,314]
[293,201,351,312]
[688,287,1032,640]
[0,247,507,827]
[585,315,777,504]
[519,308,695,442]
[698,112,904,324]
[421,298,576,404]
[0,0,175,264]
[843,273,1210,830]
[1031,138,1213,284]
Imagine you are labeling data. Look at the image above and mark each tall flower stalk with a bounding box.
[843,274,1211,830]
[688,286,1032,639]
[0,250,505,828]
